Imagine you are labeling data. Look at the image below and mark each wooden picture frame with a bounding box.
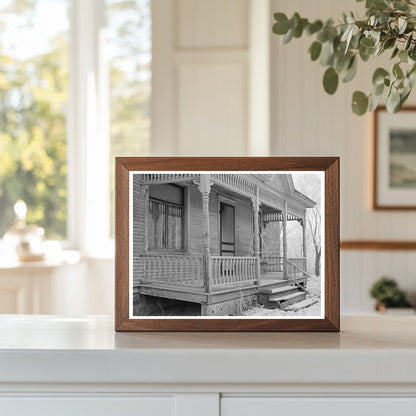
[115,157,339,332]
[373,106,416,210]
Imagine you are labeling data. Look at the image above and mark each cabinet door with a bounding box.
[222,397,416,416]
[0,396,175,416]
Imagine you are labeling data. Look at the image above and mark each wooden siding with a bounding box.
[262,222,281,256]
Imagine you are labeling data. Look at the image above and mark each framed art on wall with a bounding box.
[115,157,339,331]
[374,106,416,210]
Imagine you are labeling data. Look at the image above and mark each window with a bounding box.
[0,0,151,254]
[148,185,184,251]
[0,0,70,239]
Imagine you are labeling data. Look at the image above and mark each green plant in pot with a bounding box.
[369,276,411,311]
[272,0,416,115]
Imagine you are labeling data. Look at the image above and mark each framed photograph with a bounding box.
[115,157,339,332]
[374,106,416,209]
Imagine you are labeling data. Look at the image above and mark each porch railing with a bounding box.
[287,258,311,294]
[140,254,205,288]
[211,256,259,286]
[288,257,306,273]
[260,256,283,273]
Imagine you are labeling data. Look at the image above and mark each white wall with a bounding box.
[270,0,416,313]
[152,0,271,156]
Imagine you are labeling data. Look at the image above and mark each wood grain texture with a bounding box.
[341,241,416,250]
[373,106,416,210]
[115,157,340,332]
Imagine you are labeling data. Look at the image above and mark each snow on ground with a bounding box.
[242,274,322,317]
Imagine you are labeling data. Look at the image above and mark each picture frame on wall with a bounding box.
[115,157,339,332]
[374,106,416,210]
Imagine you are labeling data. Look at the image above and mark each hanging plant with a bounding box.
[272,0,416,115]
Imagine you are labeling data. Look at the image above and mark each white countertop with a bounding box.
[0,315,415,386]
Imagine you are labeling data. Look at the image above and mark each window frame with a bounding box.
[147,197,185,252]
[67,0,111,257]
[145,183,187,254]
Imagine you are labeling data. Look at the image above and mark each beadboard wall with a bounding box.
[149,0,416,314]
[271,0,416,313]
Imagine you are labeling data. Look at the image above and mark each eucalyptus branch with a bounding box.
[272,0,416,115]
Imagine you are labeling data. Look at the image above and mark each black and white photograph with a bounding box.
[130,172,324,318]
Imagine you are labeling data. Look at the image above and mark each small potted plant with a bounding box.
[370,276,413,313]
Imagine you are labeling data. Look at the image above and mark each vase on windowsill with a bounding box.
[3,200,45,262]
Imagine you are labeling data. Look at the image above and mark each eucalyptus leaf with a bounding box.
[398,17,407,34]
[399,49,408,63]
[334,52,352,72]
[307,20,323,35]
[323,67,339,94]
[309,41,322,61]
[273,13,290,34]
[391,47,399,59]
[405,33,413,50]
[293,18,308,38]
[401,87,411,106]
[387,87,401,112]
[369,92,383,111]
[373,82,385,96]
[383,37,396,50]
[393,63,404,79]
[372,67,389,86]
[352,91,369,115]
[282,29,294,44]
[342,56,358,83]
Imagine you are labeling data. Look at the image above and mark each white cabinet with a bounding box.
[222,398,416,416]
[1,397,175,416]
[0,316,416,416]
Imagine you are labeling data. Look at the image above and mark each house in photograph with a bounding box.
[132,173,316,316]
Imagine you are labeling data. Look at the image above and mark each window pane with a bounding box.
[106,0,152,238]
[0,0,70,239]
[148,199,165,250]
[167,205,183,250]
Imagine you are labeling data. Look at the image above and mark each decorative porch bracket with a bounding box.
[196,174,213,294]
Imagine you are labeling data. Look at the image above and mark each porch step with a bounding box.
[271,292,307,309]
[259,285,299,296]
[259,280,291,290]
[257,283,307,310]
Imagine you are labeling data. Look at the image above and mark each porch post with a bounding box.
[302,217,307,258]
[199,174,212,293]
[251,186,261,286]
[283,200,288,279]
[251,188,260,257]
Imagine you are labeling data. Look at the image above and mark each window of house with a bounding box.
[148,185,184,251]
